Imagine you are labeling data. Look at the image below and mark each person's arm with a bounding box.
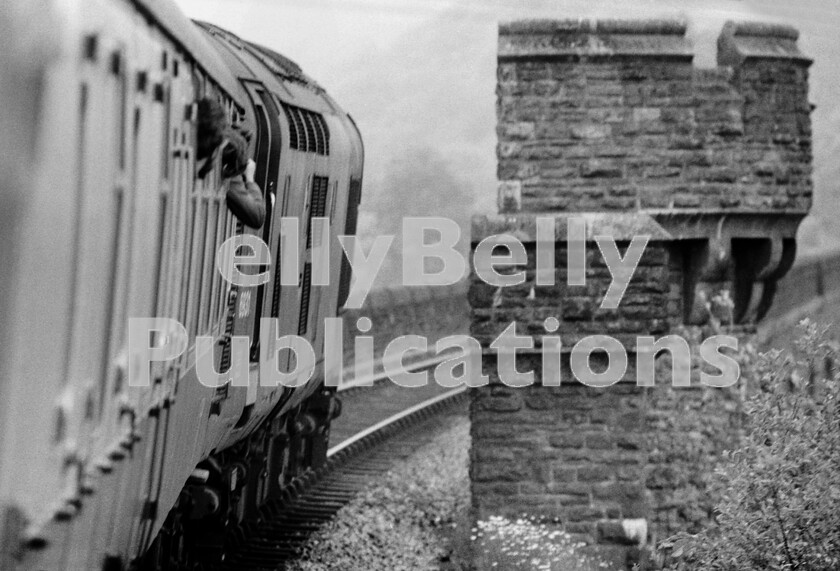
[225,159,266,229]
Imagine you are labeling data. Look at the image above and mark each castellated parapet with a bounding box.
[470,19,812,569]
[496,19,811,215]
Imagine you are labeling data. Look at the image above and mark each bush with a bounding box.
[286,416,470,571]
[660,320,840,570]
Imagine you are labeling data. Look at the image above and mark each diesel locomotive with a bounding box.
[0,0,362,568]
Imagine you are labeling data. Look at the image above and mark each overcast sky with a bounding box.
[174,0,840,281]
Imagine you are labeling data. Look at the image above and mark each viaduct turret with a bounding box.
[469,19,812,568]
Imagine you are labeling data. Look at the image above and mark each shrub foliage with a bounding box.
[661,320,840,570]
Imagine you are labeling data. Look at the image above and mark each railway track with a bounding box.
[216,354,470,570]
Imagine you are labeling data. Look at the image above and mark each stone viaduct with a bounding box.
[467,19,813,569]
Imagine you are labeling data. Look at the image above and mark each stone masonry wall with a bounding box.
[496,20,812,214]
[468,225,742,565]
[471,361,743,562]
[469,240,677,348]
[470,19,813,570]
[468,222,748,567]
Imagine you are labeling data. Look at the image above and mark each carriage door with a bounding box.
[240,82,282,364]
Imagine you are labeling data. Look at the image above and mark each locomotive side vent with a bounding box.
[311,176,329,217]
[298,263,312,336]
[280,102,329,155]
[307,175,330,248]
[271,255,283,318]
[282,104,301,150]
[302,111,318,153]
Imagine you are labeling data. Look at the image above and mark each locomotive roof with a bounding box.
[132,0,246,107]
[194,21,340,118]
[194,21,324,92]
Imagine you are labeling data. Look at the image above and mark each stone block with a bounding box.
[570,124,611,140]
[578,464,611,483]
[586,433,614,450]
[474,461,532,482]
[548,433,585,449]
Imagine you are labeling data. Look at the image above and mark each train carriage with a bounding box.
[0,0,362,568]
